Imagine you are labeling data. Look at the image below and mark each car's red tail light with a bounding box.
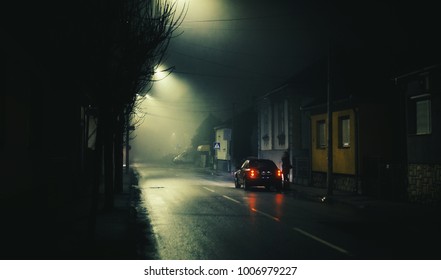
[248,168,257,178]
[277,169,282,177]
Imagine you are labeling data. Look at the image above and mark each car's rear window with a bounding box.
[249,160,277,169]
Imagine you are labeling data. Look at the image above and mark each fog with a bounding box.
[131,0,234,164]
[131,66,209,163]
[130,0,360,164]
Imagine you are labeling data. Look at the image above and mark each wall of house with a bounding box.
[357,103,397,197]
[291,100,311,185]
[259,99,272,151]
[404,68,441,204]
[258,97,292,179]
[332,109,356,175]
[311,110,355,175]
[408,164,441,204]
[406,78,441,164]
[273,100,289,150]
[215,128,230,161]
[232,107,258,165]
[311,113,327,173]
[310,109,358,191]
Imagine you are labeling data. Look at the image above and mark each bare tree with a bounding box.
[80,0,185,237]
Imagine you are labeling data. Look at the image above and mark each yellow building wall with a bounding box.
[215,129,230,160]
[311,109,356,175]
[332,109,355,175]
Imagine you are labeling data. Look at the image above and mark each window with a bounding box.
[339,116,350,148]
[408,95,431,135]
[416,99,431,135]
[262,106,269,136]
[277,101,285,134]
[276,101,286,146]
[261,103,270,147]
[317,120,326,149]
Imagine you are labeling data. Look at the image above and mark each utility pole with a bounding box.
[326,41,333,197]
[230,102,236,172]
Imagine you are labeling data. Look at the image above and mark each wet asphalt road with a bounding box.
[135,164,441,260]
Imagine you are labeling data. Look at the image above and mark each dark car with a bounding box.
[234,158,282,191]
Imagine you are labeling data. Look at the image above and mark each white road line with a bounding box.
[251,208,280,222]
[202,186,349,255]
[293,227,351,255]
[202,187,241,204]
[201,187,280,222]
[222,195,241,204]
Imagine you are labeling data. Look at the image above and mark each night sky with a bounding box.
[156,0,438,109]
[131,0,440,161]
[6,0,437,161]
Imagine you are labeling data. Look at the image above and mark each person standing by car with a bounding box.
[281,150,292,190]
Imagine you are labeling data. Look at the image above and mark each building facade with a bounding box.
[394,65,441,204]
[257,87,318,185]
[308,100,405,197]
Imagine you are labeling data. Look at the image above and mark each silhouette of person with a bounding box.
[281,150,292,190]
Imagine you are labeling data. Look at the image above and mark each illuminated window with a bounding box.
[339,116,350,148]
[277,101,286,146]
[317,120,326,149]
[416,99,431,135]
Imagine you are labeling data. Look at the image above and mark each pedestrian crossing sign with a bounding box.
[213,142,221,149]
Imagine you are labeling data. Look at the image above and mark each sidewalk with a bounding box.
[52,168,142,260]
[85,168,144,259]
[0,167,143,260]
[205,168,441,220]
[86,171,136,259]
[289,183,441,219]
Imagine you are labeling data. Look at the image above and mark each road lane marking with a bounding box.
[201,187,280,222]
[200,186,350,256]
[292,227,351,255]
[251,208,280,222]
[222,195,241,204]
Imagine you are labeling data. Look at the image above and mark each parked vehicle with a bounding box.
[172,151,195,164]
[234,158,282,191]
